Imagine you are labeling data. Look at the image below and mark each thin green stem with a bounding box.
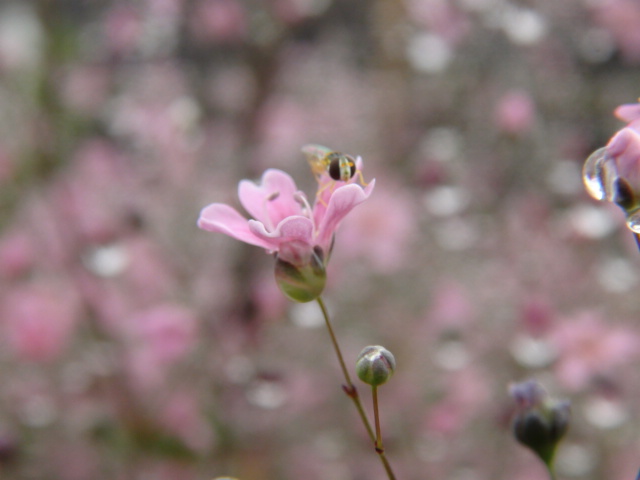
[316,296,354,387]
[372,385,382,452]
[315,296,397,480]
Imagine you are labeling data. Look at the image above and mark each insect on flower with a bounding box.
[302,144,368,202]
[303,144,358,182]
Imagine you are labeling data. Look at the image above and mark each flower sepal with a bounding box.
[274,244,326,303]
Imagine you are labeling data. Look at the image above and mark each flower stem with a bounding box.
[372,385,383,452]
[315,296,397,480]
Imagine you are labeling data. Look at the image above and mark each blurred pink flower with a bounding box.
[423,367,490,435]
[103,5,142,56]
[125,304,198,389]
[0,230,35,279]
[335,186,415,273]
[161,391,215,451]
[127,303,197,365]
[1,284,80,362]
[592,0,640,63]
[550,312,640,391]
[426,280,474,330]
[494,90,536,135]
[60,65,110,115]
[198,167,375,266]
[615,101,640,127]
[189,0,247,43]
[606,127,640,188]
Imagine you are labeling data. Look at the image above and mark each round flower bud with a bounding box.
[274,245,326,303]
[356,345,396,386]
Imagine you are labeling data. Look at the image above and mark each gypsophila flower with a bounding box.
[198,156,375,301]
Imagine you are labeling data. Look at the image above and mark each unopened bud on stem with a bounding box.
[509,380,570,470]
[356,346,396,387]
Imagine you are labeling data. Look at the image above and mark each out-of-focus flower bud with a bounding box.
[509,380,570,468]
[356,345,396,386]
[274,244,326,303]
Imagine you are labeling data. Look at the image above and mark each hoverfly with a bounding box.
[301,144,367,185]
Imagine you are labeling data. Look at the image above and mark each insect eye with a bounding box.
[328,157,344,181]
[328,154,357,181]
[347,159,356,179]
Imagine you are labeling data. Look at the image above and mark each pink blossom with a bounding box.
[0,230,35,279]
[189,0,247,43]
[615,101,640,127]
[160,391,214,451]
[592,0,640,63]
[1,284,80,362]
[494,90,536,135]
[127,303,197,365]
[606,127,640,188]
[198,167,375,266]
[334,186,415,273]
[550,312,640,391]
[103,5,142,56]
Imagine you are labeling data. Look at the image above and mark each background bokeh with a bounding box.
[1,0,640,479]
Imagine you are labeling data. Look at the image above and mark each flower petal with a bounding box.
[315,180,376,252]
[615,103,640,123]
[197,203,276,250]
[248,215,314,247]
[607,127,640,186]
[238,169,302,227]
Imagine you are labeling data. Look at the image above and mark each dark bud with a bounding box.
[509,380,570,468]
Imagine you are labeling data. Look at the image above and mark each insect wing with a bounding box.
[301,144,333,176]
[302,144,331,161]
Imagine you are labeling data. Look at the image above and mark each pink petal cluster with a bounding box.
[1,284,80,363]
[198,167,375,266]
[607,101,640,184]
[550,311,640,391]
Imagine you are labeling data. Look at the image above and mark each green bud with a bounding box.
[356,345,396,386]
[274,245,326,303]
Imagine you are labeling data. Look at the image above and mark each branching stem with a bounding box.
[316,296,397,480]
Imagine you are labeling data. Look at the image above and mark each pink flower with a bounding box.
[198,161,374,301]
[550,311,640,391]
[583,103,640,237]
[334,185,415,273]
[592,0,640,63]
[494,90,536,135]
[127,303,197,365]
[198,167,375,266]
[615,101,640,128]
[1,284,80,363]
[606,127,640,188]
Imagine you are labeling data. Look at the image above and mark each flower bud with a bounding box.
[509,380,570,468]
[356,345,396,386]
[274,244,326,303]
